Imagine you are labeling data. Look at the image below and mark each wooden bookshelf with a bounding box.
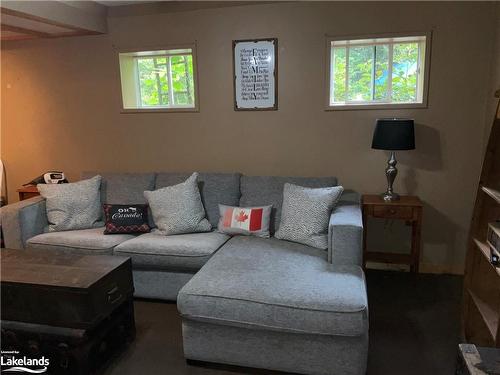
[467,289,498,342]
[462,91,500,348]
[481,186,500,205]
[473,239,500,278]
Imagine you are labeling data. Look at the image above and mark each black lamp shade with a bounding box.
[371,118,415,151]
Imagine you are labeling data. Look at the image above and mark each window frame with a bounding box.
[118,43,200,113]
[325,31,432,111]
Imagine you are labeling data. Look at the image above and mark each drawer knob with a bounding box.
[389,209,396,214]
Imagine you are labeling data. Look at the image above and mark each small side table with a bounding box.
[17,185,40,201]
[362,194,423,273]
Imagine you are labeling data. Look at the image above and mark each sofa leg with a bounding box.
[185,358,197,366]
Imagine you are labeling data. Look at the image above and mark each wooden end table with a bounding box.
[362,194,423,273]
[17,185,40,200]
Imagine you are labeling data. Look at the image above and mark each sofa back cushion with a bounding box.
[239,175,338,233]
[155,172,241,227]
[81,172,156,205]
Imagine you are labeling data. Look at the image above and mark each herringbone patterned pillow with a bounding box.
[275,183,343,249]
[144,172,212,235]
[38,175,102,232]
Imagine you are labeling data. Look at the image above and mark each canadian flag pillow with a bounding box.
[218,204,272,238]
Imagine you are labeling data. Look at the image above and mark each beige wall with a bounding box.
[1,2,497,274]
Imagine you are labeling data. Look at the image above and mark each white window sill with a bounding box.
[325,102,427,111]
[121,107,199,114]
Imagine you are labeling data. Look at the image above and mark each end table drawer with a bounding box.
[373,205,413,220]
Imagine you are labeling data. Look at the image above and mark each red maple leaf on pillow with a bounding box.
[235,210,249,223]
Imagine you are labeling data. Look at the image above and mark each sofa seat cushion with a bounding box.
[26,228,134,255]
[114,232,230,272]
[178,236,368,337]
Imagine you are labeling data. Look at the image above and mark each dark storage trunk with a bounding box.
[1,249,136,374]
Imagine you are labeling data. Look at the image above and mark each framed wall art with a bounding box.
[232,38,278,111]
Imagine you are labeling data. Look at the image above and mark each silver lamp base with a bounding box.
[381,151,400,201]
[382,191,400,202]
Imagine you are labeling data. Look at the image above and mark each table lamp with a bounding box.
[371,118,415,201]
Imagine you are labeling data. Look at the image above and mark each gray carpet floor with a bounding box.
[104,270,463,375]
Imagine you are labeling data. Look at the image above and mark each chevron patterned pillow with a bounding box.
[275,183,344,249]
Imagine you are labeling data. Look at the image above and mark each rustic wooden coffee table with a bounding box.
[1,249,135,375]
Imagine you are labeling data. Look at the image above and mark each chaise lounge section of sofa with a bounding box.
[178,235,368,375]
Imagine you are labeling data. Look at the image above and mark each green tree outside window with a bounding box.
[331,39,422,105]
[137,54,195,108]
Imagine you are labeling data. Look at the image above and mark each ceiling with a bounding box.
[0,1,114,42]
[0,1,270,42]
[1,11,82,41]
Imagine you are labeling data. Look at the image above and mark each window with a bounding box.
[327,34,430,109]
[119,46,198,111]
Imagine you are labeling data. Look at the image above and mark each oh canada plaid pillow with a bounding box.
[103,204,151,234]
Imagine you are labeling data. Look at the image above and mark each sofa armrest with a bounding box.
[328,190,363,266]
[1,196,47,249]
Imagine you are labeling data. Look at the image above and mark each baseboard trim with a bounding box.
[366,261,464,275]
[419,262,464,275]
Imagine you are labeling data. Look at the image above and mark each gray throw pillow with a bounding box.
[37,175,102,232]
[144,172,212,235]
[274,183,344,249]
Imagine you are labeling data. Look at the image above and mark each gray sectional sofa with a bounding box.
[1,172,368,375]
